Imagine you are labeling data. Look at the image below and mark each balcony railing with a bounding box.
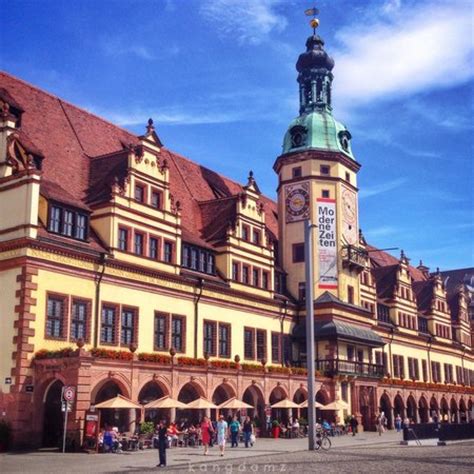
[341,245,368,272]
[316,358,384,379]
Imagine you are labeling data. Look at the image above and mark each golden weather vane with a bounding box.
[304,6,320,34]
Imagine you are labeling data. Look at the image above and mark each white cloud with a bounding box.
[332,1,474,106]
[364,225,398,238]
[101,37,156,61]
[200,0,287,45]
[359,177,408,199]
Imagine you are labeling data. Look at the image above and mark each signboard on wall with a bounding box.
[317,198,338,289]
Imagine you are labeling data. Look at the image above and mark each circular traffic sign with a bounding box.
[64,386,75,401]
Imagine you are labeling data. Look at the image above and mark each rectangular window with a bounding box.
[219,323,231,358]
[134,232,144,255]
[298,282,306,301]
[244,328,255,360]
[75,214,88,240]
[292,166,302,178]
[203,321,217,356]
[262,271,269,290]
[242,225,250,242]
[101,305,117,344]
[63,210,74,237]
[242,265,250,284]
[252,229,261,245]
[232,262,240,281]
[347,345,355,361]
[322,190,330,198]
[431,361,441,383]
[71,299,88,341]
[252,268,259,287]
[420,360,427,382]
[121,308,136,345]
[190,248,198,270]
[292,243,305,263]
[118,227,129,251]
[154,312,168,350]
[46,295,66,338]
[49,206,62,233]
[171,315,185,352]
[199,251,206,273]
[320,165,330,175]
[256,330,266,361]
[347,285,354,304]
[149,237,159,260]
[207,254,215,274]
[408,357,419,380]
[345,172,350,182]
[271,332,281,364]
[151,190,162,209]
[282,335,291,365]
[164,241,173,263]
[134,184,145,203]
[377,304,391,323]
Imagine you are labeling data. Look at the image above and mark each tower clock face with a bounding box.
[341,187,357,244]
[285,182,310,222]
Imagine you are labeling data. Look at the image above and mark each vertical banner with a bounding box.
[317,198,338,289]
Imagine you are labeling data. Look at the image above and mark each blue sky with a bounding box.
[1,0,473,270]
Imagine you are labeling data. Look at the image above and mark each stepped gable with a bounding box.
[0,71,278,251]
[413,279,435,312]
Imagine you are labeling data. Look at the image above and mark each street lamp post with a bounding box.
[305,220,317,450]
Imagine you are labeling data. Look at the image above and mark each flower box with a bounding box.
[138,353,172,364]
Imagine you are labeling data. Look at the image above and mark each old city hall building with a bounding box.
[0,29,473,449]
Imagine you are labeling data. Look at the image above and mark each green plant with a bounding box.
[140,421,155,435]
[272,419,280,427]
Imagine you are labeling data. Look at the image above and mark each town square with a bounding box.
[0,0,473,472]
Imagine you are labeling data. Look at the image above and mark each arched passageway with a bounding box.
[94,380,128,431]
[379,394,392,429]
[177,382,203,424]
[394,395,405,420]
[450,398,458,423]
[212,383,236,420]
[242,385,265,432]
[418,397,429,423]
[440,398,449,422]
[406,395,417,423]
[430,396,439,420]
[42,380,64,447]
[139,381,168,424]
[459,399,467,423]
[269,386,289,423]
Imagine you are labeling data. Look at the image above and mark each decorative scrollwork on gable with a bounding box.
[6,133,37,174]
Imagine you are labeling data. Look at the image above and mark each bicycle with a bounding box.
[314,429,331,451]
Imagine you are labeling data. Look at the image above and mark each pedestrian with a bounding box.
[395,414,402,432]
[376,412,386,436]
[216,414,229,457]
[242,416,254,448]
[200,415,214,456]
[229,415,240,448]
[350,415,358,436]
[156,420,168,468]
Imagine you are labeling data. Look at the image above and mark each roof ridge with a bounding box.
[198,195,239,205]
[0,70,137,141]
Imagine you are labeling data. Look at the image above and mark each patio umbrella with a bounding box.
[94,394,142,410]
[270,399,300,409]
[186,397,218,409]
[218,397,254,409]
[144,396,187,410]
[320,400,350,410]
[298,400,325,409]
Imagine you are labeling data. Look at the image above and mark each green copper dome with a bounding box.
[282,33,355,160]
[282,110,354,159]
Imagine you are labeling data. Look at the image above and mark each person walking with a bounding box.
[216,415,229,457]
[229,416,240,448]
[156,420,168,468]
[376,412,386,436]
[242,416,254,448]
[395,414,402,432]
[350,415,358,436]
[200,416,214,456]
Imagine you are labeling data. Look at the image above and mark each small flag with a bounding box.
[304,7,319,16]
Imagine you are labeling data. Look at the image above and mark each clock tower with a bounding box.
[274,30,366,304]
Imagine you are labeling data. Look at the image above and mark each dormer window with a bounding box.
[289,125,307,149]
[48,204,89,241]
[181,243,215,275]
[338,130,352,152]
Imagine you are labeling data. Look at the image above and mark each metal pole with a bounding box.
[305,219,316,450]
[62,390,68,453]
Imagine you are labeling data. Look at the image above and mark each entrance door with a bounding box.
[42,380,64,448]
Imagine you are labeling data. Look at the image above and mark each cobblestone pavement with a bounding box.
[1,433,472,473]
